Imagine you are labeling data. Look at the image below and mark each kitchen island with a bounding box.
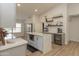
[0,38,27,56]
[27,32,52,54]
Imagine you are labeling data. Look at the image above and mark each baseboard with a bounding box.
[70,40,79,42]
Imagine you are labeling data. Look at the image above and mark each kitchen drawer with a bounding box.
[28,40,37,47]
[28,41,34,47]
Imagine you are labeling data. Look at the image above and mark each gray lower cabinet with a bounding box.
[27,33,52,54]
[35,36,43,51]
[28,35,43,52]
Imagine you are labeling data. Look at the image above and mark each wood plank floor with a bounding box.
[26,41,79,56]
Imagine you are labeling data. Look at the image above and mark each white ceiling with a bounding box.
[16,3,59,19]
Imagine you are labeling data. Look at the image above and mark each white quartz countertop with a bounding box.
[0,38,28,51]
[26,32,44,36]
[26,32,65,36]
[43,32,65,34]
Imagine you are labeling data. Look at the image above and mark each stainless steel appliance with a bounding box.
[42,23,48,32]
[26,23,33,32]
[54,34,62,45]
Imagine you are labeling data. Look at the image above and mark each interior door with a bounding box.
[69,16,79,42]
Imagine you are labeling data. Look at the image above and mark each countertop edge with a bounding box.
[0,38,28,51]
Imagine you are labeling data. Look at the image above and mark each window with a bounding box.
[4,23,21,33]
[13,23,21,33]
[4,23,22,40]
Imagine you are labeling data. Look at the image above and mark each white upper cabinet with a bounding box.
[0,3,16,28]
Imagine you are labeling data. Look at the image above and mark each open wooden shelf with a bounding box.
[47,24,63,27]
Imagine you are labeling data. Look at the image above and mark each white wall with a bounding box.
[32,15,41,32]
[68,3,79,42]
[0,3,16,28]
[69,16,79,42]
[68,3,79,16]
[40,4,69,44]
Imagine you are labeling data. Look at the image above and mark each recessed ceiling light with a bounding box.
[17,4,21,7]
[34,9,38,12]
